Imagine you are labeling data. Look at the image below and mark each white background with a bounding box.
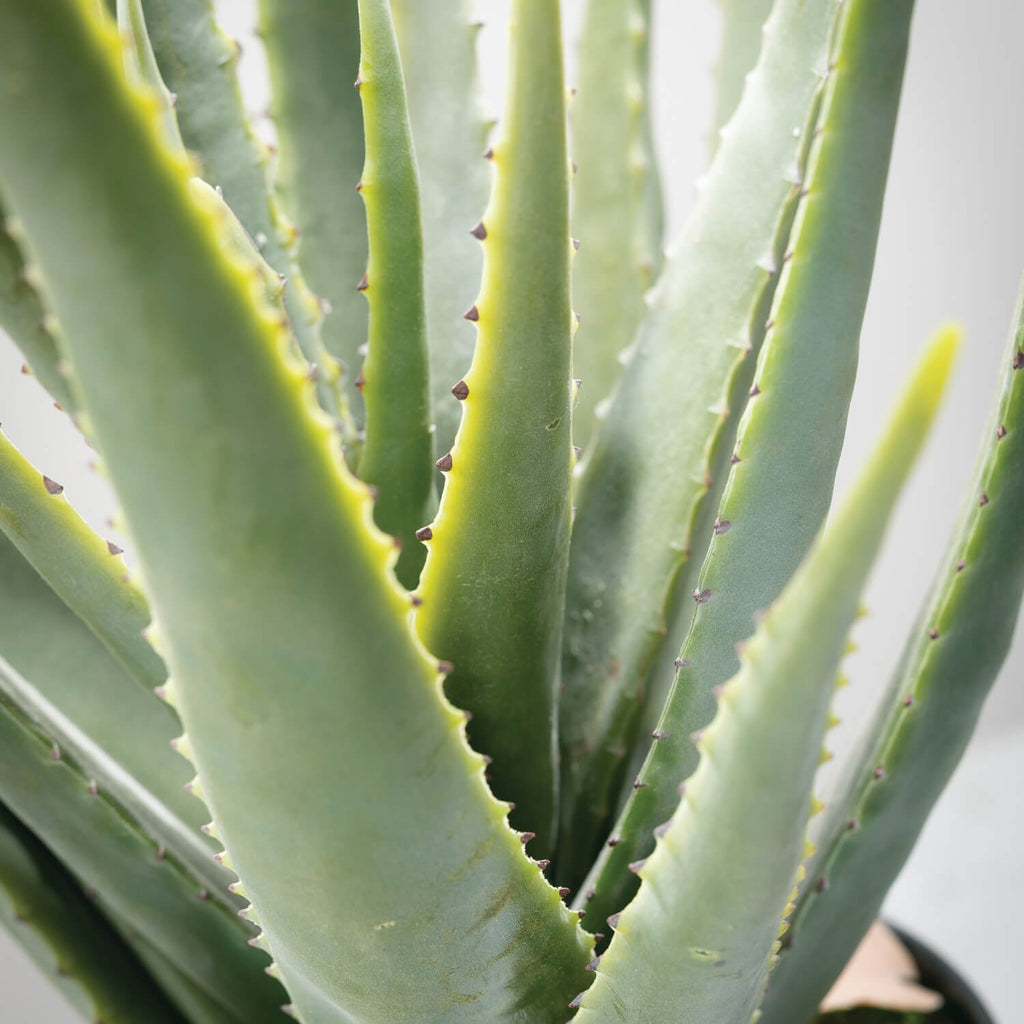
[1,1,1021,1020]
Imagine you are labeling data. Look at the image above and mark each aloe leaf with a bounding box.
[391,0,491,466]
[634,0,664,285]
[0,802,188,1024]
[413,0,575,858]
[0,429,164,693]
[0,4,592,1019]
[257,0,367,425]
[0,529,214,847]
[569,0,662,452]
[118,0,184,153]
[119,925,254,1024]
[139,0,348,427]
[574,329,958,1024]
[353,0,434,589]
[0,653,288,1021]
[710,0,776,152]
[760,290,1024,1024]
[580,0,913,930]
[558,0,841,883]
[0,201,75,411]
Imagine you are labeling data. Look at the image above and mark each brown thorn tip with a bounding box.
[674,657,691,669]
[520,832,536,844]
[411,595,423,607]
[354,76,363,89]
[997,424,1007,439]
[558,887,570,898]
[873,766,886,779]
[903,694,915,707]
[816,876,829,893]
[437,660,454,674]
[354,372,366,392]
[607,912,621,929]
[979,492,990,506]
[607,836,620,847]
[451,379,470,400]
[714,519,732,535]
[628,859,646,874]
[1013,349,1023,370]
[693,588,712,604]
[415,526,433,541]
[569,994,584,1009]
[576,909,586,919]
[586,957,601,972]
[956,559,966,572]
[572,237,581,251]
[537,859,550,869]
[107,541,123,556]
[357,273,368,292]
[436,452,453,472]
[651,729,669,740]
[355,180,364,192]
[483,147,494,160]
[470,221,487,240]
[633,778,647,789]
[42,475,63,495]
[464,304,480,322]
[586,888,596,902]
[749,383,761,397]
[928,628,939,640]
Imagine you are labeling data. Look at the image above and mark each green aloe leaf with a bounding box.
[710,0,777,153]
[413,0,575,858]
[353,0,434,588]
[0,428,163,693]
[569,0,663,452]
[258,0,367,425]
[0,801,188,1024]
[0,651,288,1021]
[0,199,75,412]
[558,0,841,886]
[391,0,491,466]
[574,329,958,1024]
[760,281,1024,1024]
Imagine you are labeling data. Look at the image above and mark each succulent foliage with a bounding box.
[0,1,1019,1023]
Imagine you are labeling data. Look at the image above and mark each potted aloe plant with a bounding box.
[0,0,1019,1021]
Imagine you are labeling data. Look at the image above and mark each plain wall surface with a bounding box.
[0,1,1021,1020]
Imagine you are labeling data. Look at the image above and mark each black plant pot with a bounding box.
[818,927,996,1024]
[892,928,995,1024]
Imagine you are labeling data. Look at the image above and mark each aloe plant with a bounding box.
[0,1,1020,1022]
